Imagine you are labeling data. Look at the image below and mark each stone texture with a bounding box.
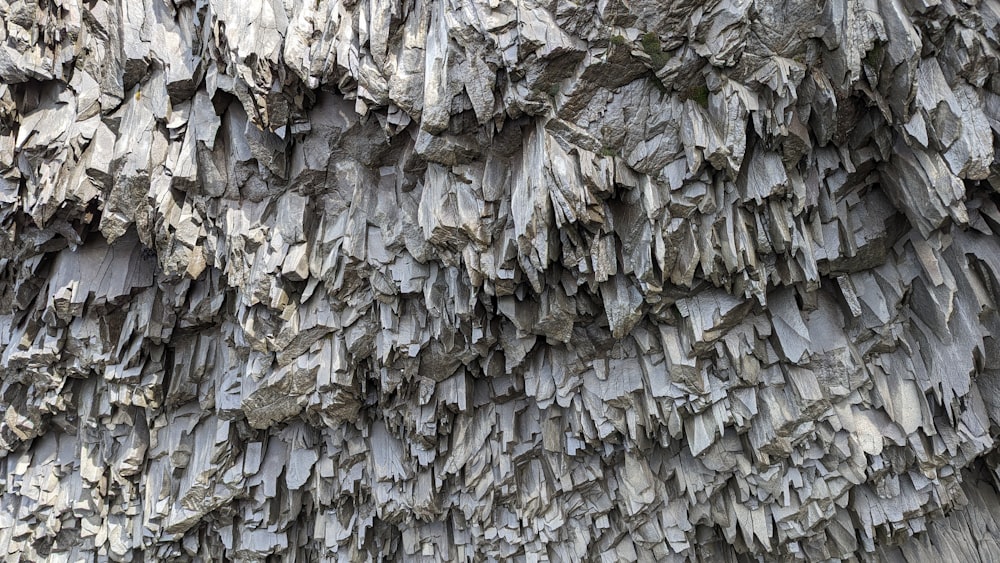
[3,0,1000,561]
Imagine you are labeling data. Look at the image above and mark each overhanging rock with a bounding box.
[3,0,1000,560]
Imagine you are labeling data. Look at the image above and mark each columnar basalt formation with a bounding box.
[3,0,1000,561]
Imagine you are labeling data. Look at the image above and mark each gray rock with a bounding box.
[3,0,1000,561]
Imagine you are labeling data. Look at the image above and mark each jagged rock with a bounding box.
[3,0,1000,561]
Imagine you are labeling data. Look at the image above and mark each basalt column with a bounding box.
[3,0,1000,561]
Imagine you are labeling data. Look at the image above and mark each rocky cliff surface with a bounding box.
[3,0,1000,560]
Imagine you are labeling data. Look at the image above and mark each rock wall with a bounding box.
[3,0,1000,560]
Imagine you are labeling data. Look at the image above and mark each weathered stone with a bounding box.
[3,0,1000,561]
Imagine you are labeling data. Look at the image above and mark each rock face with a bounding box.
[3,0,1000,560]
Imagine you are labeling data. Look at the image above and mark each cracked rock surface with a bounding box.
[4,0,1000,560]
